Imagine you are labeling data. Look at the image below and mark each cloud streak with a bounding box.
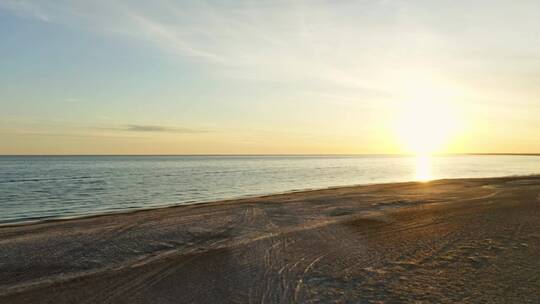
[0,119,209,137]
[123,124,208,133]
[0,0,441,95]
[3,0,540,109]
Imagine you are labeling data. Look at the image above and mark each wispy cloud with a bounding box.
[0,0,437,96]
[3,0,540,106]
[122,124,208,133]
[0,0,51,22]
[0,119,209,137]
[87,123,210,134]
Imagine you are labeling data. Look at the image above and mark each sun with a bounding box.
[394,99,460,155]
[387,71,464,156]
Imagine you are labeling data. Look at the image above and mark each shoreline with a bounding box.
[3,173,539,228]
[2,175,540,303]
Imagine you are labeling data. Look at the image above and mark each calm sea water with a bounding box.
[1,155,540,224]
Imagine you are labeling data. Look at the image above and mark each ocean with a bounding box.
[1,155,539,224]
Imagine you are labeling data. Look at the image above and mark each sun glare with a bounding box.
[397,102,457,154]
[389,73,464,156]
[392,86,462,155]
[415,154,432,181]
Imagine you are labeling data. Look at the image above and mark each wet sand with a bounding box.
[1,176,540,303]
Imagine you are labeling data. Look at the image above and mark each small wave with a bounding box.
[0,176,96,184]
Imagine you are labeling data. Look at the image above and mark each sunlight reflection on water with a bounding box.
[415,155,432,182]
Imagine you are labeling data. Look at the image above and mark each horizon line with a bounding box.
[2,153,540,157]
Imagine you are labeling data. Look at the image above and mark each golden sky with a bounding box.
[1,1,539,155]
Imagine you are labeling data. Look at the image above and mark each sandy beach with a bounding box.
[1,176,540,303]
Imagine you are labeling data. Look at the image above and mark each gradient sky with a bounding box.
[1,0,539,155]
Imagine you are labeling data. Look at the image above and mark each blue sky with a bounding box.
[1,1,539,154]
